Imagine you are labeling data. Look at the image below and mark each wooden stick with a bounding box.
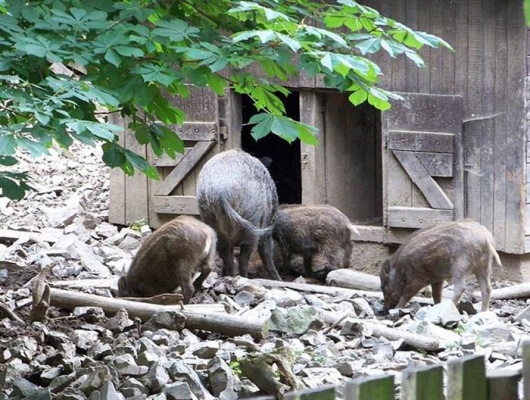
[473,282,530,301]
[50,288,268,340]
[325,269,382,291]
[253,278,434,305]
[322,313,440,352]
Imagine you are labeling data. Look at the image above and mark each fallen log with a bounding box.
[253,278,434,305]
[473,282,530,301]
[50,288,268,340]
[49,278,118,289]
[322,312,440,352]
[325,269,381,291]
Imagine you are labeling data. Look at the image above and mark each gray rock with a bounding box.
[48,373,77,393]
[269,306,323,335]
[416,301,462,327]
[474,326,516,346]
[350,298,375,318]
[233,290,255,307]
[40,367,64,385]
[340,319,373,338]
[144,311,186,332]
[113,354,149,376]
[119,377,149,397]
[165,361,214,400]
[142,363,170,392]
[192,342,219,359]
[12,377,51,399]
[10,337,39,362]
[106,308,134,334]
[73,330,100,351]
[207,357,241,400]
[87,342,113,360]
[164,382,197,400]
[78,365,113,396]
[0,360,32,387]
[264,288,305,308]
[137,351,160,366]
[514,305,530,323]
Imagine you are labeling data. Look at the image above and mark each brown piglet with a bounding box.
[117,216,217,304]
[272,204,359,277]
[380,220,501,312]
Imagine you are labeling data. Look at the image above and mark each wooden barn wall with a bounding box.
[361,0,526,254]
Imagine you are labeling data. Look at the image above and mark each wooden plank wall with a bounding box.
[357,0,527,253]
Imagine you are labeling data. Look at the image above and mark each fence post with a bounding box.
[447,354,487,400]
[401,365,444,400]
[284,386,336,400]
[343,375,394,400]
[486,369,521,400]
[523,338,530,400]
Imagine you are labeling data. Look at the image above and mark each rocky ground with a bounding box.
[0,143,530,399]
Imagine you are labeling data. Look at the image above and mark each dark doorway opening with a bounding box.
[241,93,302,205]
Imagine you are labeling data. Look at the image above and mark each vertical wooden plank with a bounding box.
[404,0,419,93]
[523,338,530,400]
[401,365,444,400]
[300,91,326,205]
[284,386,336,400]
[123,116,149,226]
[108,113,126,226]
[486,369,520,400]
[479,0,497,234]
[454,0,469,99]
[447,354,487,400]
[344,375,394,400]
[504,0,527,253]
[391,1,407,92]
[429,0,444,94]
[441,0,456,94]
[464,0,483,223]
[493,0,508,249]
[417,1,431,94]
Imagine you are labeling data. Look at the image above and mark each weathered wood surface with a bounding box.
[325,269,381,292]
[486,369,520,400]
[50,288,268,340]
[447,354,487,400]
[401,365,444,400]
[344,375,394,400]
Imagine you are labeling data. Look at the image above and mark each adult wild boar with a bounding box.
[380,220,500,312]
[196,149,281,280]
[273,204,359,277]
[117,216,217,304]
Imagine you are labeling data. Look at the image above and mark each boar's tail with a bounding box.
[220,197,273,236]
[489,240,503,269]
[348,223,360,239]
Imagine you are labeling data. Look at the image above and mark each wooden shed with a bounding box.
[109,0,530,279]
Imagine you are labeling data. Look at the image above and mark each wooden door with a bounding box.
[382,93,463,229]
[148,88,224,228]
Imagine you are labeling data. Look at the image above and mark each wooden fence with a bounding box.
[256,340,530,400]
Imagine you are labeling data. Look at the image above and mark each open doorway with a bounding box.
[241,93,302,204]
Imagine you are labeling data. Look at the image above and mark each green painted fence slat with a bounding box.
[447,354,487,400]
[523,339,530,400]
[284,386,336,400]
[486,368,521,400]
[401,365,444,400]
[344,375,394,400]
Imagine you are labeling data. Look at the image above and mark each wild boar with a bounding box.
[272,204,359,277]
[117,215,217,304]
[196,149,281,280]
[380,220,500,312]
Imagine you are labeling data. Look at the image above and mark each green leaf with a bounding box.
[0,176,27,200]
[348,89,368,106]
[0,133,16,156]
[249,113,273,140]
[270,116,299,143]
[105,49,121,67]
[0,155,17,166]
[526,0,530,26]
[102,142,126,168]
[124,149,159,180]
[356,37,381,55]
[367,92,391,111]
[296,123,318,145]
[18,137,49,157]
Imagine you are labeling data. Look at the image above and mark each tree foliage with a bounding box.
[0,0,451,199]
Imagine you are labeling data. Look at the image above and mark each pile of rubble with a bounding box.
[0,144,530,399]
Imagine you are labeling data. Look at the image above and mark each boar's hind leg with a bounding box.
[302,254,314,277]
[431,281,444,304]
[450,268,467,307]
[193,264,213,294]
[342,241,353,268]
[476,268,492,312]
[259,234,282,281]
[180,276,195,304]
[217,236,235,276]
[238,242,255,278]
